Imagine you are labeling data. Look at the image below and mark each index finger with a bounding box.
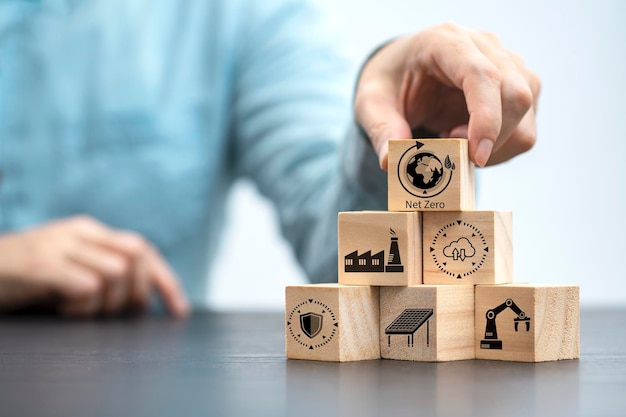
[142,245,190,318]
[68,218,189,317]
[432,33,503,166]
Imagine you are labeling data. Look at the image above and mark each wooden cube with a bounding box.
[423,211,513,285]
[285,284,380,362]
[338,211,422,286]
[380,285,475,362]
[475,284,580,362]
[388,139,475,211]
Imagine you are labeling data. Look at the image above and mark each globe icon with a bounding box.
[406,152,444,190]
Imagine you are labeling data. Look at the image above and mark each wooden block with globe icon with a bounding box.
[423,211,514,285]
[475,284,580,362]
[338,211,422,286]
[285,284,380,362]
[388,139,475,211]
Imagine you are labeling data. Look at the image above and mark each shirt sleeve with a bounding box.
[230,0,386,283]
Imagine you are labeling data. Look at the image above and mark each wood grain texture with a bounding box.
[388,139,475,212]
[423,211,513,285]
[475,284,580,362]
[285,284,380,362]
[338,211,422,286]
[380,285,475,362]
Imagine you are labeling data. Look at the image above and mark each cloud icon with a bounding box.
[443,237,476,261]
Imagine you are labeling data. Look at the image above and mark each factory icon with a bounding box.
[344,229,404,273]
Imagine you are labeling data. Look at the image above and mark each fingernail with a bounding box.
[177,298,191,317]
[76,274,100,294]
[107,258,126,274]
[380,153,389,172]
[475,139,494,167]
[75,275,92,289]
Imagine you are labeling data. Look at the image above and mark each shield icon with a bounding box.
[300,312,323,338]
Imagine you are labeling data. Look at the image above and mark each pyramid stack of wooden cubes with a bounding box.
[286,139,579,363]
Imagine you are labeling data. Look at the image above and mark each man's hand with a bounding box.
[355,23,541,169]
[0,216,190,318]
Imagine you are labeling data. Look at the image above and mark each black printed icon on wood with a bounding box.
[287,299,338,350]
[431,220,488,279]
[385,309,433,347]
[385,229,404,272]
[300,312,322,338]
[480,298,531,350]
[344,229,404,273]
[398,140,455,198]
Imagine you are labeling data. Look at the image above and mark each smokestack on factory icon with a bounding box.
[385,229,404,272]
[344,229,404,273]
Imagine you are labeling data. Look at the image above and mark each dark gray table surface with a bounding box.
[0,309,624,417]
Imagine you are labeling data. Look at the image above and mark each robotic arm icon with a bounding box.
[480,298,531,350]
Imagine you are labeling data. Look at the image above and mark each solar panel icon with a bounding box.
[385,309,434,347]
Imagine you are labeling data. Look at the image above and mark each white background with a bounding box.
[207,0,626,310]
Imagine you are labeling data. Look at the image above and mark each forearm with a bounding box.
[229,0,386,282]
[293,123,386,283]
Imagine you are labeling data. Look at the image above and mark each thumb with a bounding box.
[355,93,412,171]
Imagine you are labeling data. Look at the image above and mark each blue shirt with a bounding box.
[0,0,386,306]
